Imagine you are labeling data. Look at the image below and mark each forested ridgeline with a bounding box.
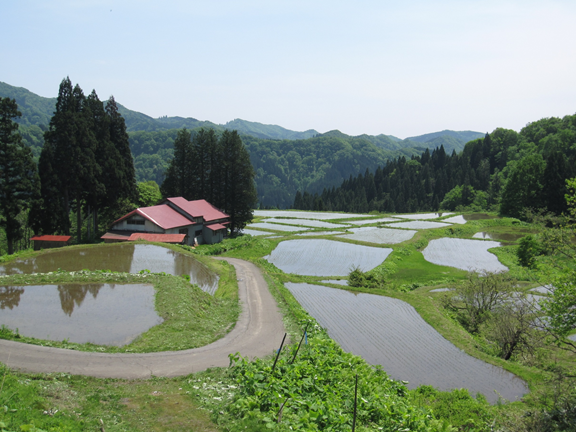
[294,114,576,217]
[1,81,484,209]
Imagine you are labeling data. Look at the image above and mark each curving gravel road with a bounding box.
[0,258,286,378]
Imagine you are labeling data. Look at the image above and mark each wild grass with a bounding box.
[0,366,220,432]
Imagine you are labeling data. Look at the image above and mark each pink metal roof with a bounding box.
[166,197,229,222]
[206,223,227,231]
[30,235,72,242]
[114,205,192,230]
[100,232,131,240]
[128,233,186,243]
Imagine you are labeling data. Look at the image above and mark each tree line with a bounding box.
[29,77,138,241]
[161,128,257,234]
[293,114,576,218]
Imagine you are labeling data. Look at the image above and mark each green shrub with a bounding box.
[516,234,541,268]
[412,385,493,431]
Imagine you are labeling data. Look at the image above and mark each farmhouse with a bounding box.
[101,198,230,245]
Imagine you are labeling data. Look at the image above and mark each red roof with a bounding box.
[127,233,186,243]
[166,197,229,222]
[100,232,131,240]
[30,235,72,242]
[113,204,192,230]
[206,223,227,231]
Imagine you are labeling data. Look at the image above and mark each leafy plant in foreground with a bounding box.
[213,326,438,431]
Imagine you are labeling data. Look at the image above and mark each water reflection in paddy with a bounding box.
[0,284,162,346]
[0,244,219,295]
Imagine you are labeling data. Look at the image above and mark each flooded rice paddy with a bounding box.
[253,210,367,220]
[346,217,401,225]
[295,231,345,236]
[395,212,453,220]
[0,244,219,295]
[265,239,392,276]
[341,227,417,244]
[0,284,162,345]
[286,283,528,402]
[385,220,452,230]
[247,222,310,232]
[442,215,467,224]
[240,228,271,236]
[423,238,508,273]
[264,218,347,229]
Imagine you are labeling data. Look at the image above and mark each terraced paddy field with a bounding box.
[0,244,220,295]
[395,212,453,220]
[264,218,348,228]
[265,239,392,276]
[240,228,271,236]
[385,220,452,230]
[246,222,310,232]
[295,231,345,236]
[341,227,417,244]
[253,210,367,220]
[0,283,161,345]
[286,282,528,403]
[423,238,508,273]
[442,215,467,224]
[346,217,401,225]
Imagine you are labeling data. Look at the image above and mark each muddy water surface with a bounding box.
[0,244,219,295]
[0,284,162,345]
[286,283,528,402]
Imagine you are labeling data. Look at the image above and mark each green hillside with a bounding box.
[0,81,483,208]
[223,118,318,140]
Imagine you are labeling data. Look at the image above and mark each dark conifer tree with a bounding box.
[0,98,40,254]
[161,128,193,199]
[218,130,257,234]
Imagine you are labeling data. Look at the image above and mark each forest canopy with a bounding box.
[293,114,576,218]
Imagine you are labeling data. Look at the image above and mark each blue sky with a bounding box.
[2,0,575,138]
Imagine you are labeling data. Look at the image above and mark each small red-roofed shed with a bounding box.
[30,235,72,251]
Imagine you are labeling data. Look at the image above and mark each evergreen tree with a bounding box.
[192,128,218,201]
[0,98,40,254]
[161,128,193,199]
[32,78,135,241]
[218,130,257,234]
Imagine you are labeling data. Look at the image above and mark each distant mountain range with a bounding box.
[0,81,486,207]
[0,81,484,151]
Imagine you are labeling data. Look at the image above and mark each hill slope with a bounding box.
[0,81,483,208]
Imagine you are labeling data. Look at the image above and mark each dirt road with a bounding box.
[0,258,287,378]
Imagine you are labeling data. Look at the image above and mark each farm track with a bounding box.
[0,258,286,378]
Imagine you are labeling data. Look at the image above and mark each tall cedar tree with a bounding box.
[32,78,137,240]
[0,98,40,254]
[219,130,257,233]
[161,128,193,198]
[162,128,256,233]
